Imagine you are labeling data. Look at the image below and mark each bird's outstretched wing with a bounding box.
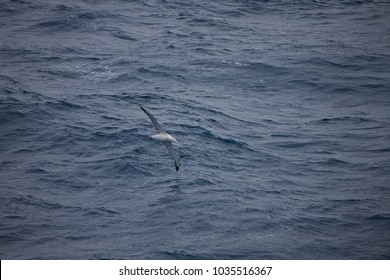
[164,141,180,172]
[140,105,164,133]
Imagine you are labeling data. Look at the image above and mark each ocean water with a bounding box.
[1,0,390,260]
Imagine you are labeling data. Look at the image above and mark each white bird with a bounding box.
[140,105,180,171]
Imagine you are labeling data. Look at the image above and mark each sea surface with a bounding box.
[1,0,390,259]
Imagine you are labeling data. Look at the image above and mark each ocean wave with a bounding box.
[308,116,379,125]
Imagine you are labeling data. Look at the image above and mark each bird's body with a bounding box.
[140,105,180,171]
[151,132,177,143]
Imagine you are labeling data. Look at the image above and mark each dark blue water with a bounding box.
[1,0,390,259]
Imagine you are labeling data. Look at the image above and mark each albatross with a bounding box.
[140,105,180,171]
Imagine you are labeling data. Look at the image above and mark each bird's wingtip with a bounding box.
[140,105,148,114]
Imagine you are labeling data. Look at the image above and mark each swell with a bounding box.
[5,193,119,216]
[308,116,381,125]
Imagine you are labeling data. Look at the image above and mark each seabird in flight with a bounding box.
[140,105,180,171]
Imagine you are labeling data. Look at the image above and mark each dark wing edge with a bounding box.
[140,105,164,133]
[164,141,180,172]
